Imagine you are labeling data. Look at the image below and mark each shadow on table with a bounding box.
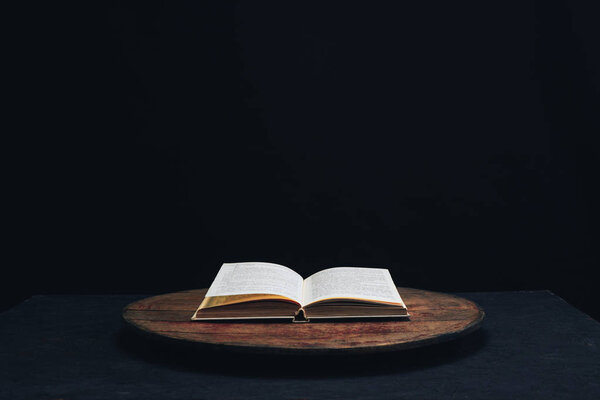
[116,324,488,378]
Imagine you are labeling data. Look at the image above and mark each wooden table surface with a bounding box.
[6,291,600,399]
[122,287,484,354]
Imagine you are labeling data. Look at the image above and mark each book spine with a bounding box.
[293,307,309,323]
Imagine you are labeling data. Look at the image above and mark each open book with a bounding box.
[191,262,408,322]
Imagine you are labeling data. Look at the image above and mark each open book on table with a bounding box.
[191,262,409,322]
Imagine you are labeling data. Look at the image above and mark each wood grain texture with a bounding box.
[122,288,484,354]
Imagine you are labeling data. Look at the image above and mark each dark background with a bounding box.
[6,2,599,320]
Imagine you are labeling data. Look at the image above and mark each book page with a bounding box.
[205,262,304,303]
[302,267,404,306]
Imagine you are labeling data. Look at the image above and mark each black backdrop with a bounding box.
[5,1,600,320]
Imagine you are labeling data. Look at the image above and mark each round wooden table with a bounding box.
[122,288,484,354]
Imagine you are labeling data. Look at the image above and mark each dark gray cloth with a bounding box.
[1,291,599,399]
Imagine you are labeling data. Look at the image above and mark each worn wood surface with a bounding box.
[122,288,484,354]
